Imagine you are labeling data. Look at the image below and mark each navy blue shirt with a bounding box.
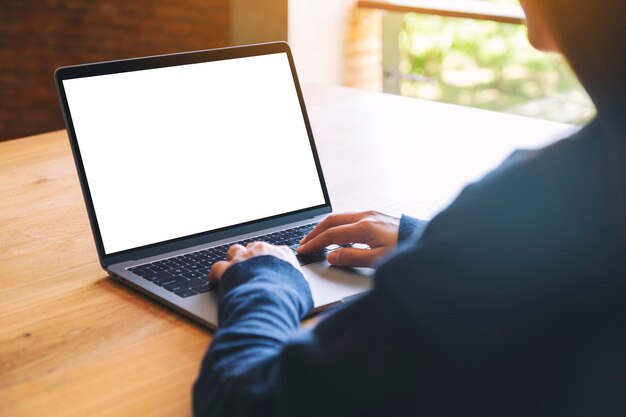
[193,121,626,416]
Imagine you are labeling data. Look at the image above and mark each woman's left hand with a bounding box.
[209,242,302,282]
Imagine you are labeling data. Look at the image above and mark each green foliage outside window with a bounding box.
[398,0,595,125]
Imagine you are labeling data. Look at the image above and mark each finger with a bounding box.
[326,247,386,268]
[209,260,231,282]
[277,244,297,259]
[247,241,269,250]
[273,245,300,269]
[226,244,245,261]
[300,212,373,244]
[244,241,274,259]
[297,223,370,254]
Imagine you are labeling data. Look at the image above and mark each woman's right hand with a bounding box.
[297,211,400,267]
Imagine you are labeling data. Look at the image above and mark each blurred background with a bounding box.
[0,0,595,142]
[395,0,594,124]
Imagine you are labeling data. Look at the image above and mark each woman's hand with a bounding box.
[209,242,302,282]
[297,211,400,267]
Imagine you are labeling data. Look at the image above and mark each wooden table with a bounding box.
[0,84,574,417]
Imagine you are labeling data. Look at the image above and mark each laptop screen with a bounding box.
[62,52,327,255]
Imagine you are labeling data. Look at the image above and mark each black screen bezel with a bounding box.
[55,42,332,268]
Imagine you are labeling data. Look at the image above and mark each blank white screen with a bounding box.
[63,53,326,254]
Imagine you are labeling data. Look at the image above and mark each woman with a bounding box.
[194,0,626,415]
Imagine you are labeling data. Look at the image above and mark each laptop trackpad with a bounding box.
[302,261,373,309]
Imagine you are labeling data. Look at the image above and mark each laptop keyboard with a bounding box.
[127,223,324,298]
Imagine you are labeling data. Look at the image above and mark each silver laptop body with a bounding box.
[55,42,371,329]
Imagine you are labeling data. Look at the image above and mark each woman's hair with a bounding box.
[539,0,625,124]
[539,0,626,249]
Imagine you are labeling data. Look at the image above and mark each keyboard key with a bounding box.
[186,263,203,271]
[142,274,160,282]
[164,280,189,292]
[165,267,190,276]
[191,283,215,293]
[297,251,326,266]
[149,264,166,272]
[151,270,174,280]
[205,258,220,265]
[175,289,197,298]
[184,278,206,289]
[162,260,179,269]
[182,271,204,280]
[154,275,185,286]
[129,266,152,277]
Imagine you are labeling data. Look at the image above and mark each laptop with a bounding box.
[55,42,371,329]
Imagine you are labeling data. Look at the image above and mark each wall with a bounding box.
[288,0,354,85]
[0,0,230,141]
[231,0,287,45]
[288,0,382,90]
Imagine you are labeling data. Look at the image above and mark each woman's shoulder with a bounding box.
[390,119,620,275]
[377,119,624,328]
[449,119,612,221]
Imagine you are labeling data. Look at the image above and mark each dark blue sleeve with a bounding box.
[398,214,429,242]
[193,255,313,417]
[193,257,427,417]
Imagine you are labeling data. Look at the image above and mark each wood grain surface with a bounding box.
[0,84,573,417]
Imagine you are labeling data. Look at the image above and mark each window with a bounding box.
[359,0,596,125]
